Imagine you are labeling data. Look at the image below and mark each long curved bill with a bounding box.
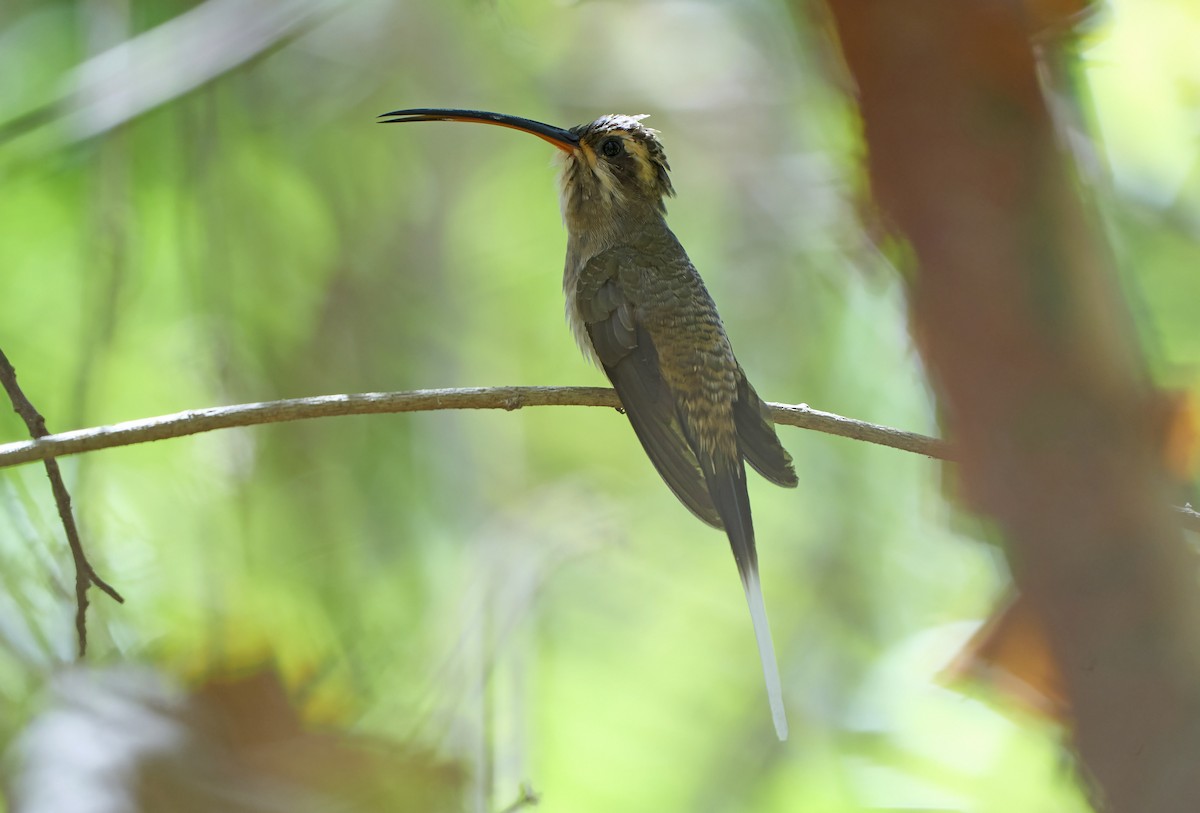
[377,108,579,153]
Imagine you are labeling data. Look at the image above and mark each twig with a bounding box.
[0,386,949,468]
[496,783,539,813]
[0,385,1195,535]
[0,349,123,659]
[770,402,950,459]
[1177,504,1200,531]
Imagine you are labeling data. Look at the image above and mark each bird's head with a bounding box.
[378,108,675,235]
[559,114,674,227]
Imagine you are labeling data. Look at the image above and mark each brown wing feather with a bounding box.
[734,372,798,488]
[576,259,722,528]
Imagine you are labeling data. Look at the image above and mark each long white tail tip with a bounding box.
[742,571,788,741]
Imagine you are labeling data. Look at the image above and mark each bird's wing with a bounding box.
[578,247,788,740]
[576,249,722,528]
[733,371,798,488]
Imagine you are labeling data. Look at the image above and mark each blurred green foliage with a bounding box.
[1,0,1196,810]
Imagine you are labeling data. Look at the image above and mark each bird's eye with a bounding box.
[601,137,623,158]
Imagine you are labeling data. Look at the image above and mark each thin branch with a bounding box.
[771,401,950,459]
[0,349,123,659]
[0,386,948,469]
[1178,505,1200,530]
[496,783,539,813]
[0,385,1195,536]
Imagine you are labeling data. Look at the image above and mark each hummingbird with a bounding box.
[379,108,798,740]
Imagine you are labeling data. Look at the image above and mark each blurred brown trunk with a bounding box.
[820,1,1200,809]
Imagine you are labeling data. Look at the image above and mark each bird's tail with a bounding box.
[705,456,789,741]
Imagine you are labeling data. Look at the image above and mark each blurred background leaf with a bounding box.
[0,0,1196,810]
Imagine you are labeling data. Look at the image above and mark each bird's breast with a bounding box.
[563,247,601,366]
